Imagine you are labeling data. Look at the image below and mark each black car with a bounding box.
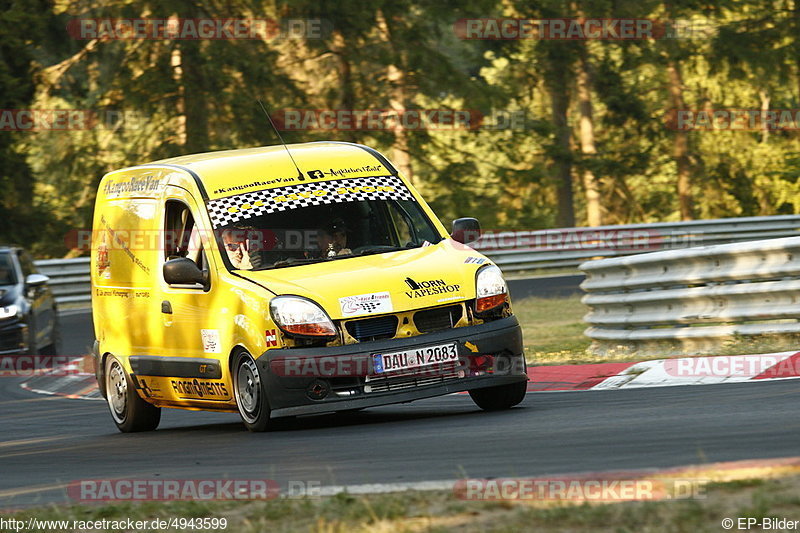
[0,247,60,355]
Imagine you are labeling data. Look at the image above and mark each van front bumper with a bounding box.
[258,315,527,418]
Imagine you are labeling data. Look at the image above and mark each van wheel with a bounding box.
[469,381,527,411]
[233,351,272,432]
[105,355,161,432]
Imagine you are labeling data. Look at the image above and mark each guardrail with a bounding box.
[472,214,800,272]
[580,236,800,355]
[35,215,800,306]
[34,257,91,305]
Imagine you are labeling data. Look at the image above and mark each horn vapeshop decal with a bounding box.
[206,176,414,228]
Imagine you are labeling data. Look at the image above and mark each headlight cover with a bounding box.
[0,305,19,320]
[269,296,336,338]
[475,265,508,314]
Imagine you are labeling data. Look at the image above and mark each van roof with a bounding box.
[149,141,397,200]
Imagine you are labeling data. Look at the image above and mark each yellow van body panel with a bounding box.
[236,239,482,320]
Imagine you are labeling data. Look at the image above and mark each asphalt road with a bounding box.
[0,310,797,508]
[59,309,96,357]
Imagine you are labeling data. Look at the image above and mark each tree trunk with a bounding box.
[666,60,693,220]
[759,90,770,144]
[548,82,575,228]
[576,44,602,226]
[376,10,413,183]
[169,11,208,154]
[386,62,413,183]
[170,46,186,147]
[178,40,209,154]
[543,42,575,228]
[331,29,357,144]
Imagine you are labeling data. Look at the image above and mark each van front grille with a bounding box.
[413,305,462,333]
[345,316,398,342]
[364,362,464,393]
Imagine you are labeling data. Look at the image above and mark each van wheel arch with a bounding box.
[227,344,253,376]
[97,351,112,399]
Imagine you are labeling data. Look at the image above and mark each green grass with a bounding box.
[7,475,800,532]
[512,295,633,366]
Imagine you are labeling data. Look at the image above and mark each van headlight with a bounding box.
[269,296,337,338]
[0,305,19,320]
[475,265,508,314]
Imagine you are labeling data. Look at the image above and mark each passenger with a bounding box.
[314,218,351,258]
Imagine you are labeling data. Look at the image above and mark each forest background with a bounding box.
[2,0,798,257]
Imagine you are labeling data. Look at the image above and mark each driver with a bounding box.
[313,218,351,258]
[221,227,262,269]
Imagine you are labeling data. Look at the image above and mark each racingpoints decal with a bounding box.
[171,379,230,400]
[206,176,415,228]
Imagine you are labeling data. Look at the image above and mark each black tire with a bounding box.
[105,355,161,432]
[233,350,273,432]
[469,381,528,411]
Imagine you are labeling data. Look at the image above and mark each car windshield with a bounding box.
[0,252,17,285]
[215,198,442,271]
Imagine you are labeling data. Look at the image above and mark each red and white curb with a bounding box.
[528,351,800,392]
[19,359,101,401]
[16,351,800,400]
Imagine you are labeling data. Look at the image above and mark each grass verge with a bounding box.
[5,474,800,532]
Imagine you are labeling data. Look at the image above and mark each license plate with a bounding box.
[373,343,458,374]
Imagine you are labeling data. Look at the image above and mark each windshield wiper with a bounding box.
[251,257,325,270]
[254,243,422,269]
[356,245,405,256]
[260,254,352,270]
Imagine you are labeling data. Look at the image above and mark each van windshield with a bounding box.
[216,197,442,270]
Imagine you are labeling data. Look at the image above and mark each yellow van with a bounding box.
[90,142,527,432]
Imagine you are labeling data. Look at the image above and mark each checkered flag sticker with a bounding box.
[358,301,380,313]
[339,291,393,318]
[207,176,415,228]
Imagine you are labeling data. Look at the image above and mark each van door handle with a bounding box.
[161,300,173,314]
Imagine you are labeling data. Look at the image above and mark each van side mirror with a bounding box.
[163,258,209,288]
[25,273,49,287]
[451,218,481,244]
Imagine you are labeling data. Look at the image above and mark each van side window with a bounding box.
[164,200,208,283]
